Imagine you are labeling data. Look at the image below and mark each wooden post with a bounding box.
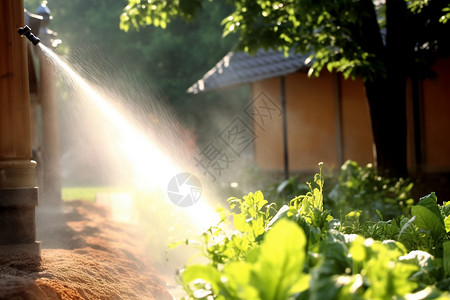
[280,76,289,180]
[34,2,62,207]
[0,0,40,255]
[334,73,344,167]
[38,48,62,206]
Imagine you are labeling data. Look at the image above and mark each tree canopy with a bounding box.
[121,0,449,81]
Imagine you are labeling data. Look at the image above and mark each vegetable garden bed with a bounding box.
[176,163,450,299]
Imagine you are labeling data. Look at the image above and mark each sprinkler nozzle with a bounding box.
[17,25,40,46]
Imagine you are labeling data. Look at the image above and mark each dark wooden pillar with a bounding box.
[0,0,40,255]
[280,76,289,180]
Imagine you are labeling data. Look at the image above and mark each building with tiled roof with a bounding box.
[188,49,450,177]
[188,49,308,94]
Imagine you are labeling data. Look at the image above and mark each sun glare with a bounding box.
[40,44,219,231]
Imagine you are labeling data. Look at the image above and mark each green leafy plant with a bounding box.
[327,160,414,221]
[398,193,450,256]
[181,219,310,300]
[173,165,450,299]
[264,176,311,207]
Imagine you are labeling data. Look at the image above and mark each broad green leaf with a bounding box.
[411,205,445,239]
[252,216,265,237]
[444,241,450,277]
[182,265,221,294]
[350,236,367,263]
[250,219,308,300]
[398,217,416,240]
[232,235,249,252]
[245,246,262,264]
[222,262,260,299]
[289,274,311,296]
[254,190,268,210]
[363,243,419,298]
[233,213,249,232]
[382,240,408,255]
[417,193,443,223]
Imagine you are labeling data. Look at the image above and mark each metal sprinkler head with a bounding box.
[17,25,40,46]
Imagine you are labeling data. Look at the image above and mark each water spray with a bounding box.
[17,25,40,46]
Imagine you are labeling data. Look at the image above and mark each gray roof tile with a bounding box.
[187,48,308,94]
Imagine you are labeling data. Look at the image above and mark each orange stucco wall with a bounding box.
[339,76,374,165]
[252,71,373,172]
[284,71,337,170]
[422,58,450,172]
[252,77,284,170]
[252,57,450,173]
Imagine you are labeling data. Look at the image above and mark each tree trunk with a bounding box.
[357,0,410,178]
[364,77,408,178]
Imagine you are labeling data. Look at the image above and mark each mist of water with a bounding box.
[38,43,222,283]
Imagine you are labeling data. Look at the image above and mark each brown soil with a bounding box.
[0,200,173,300]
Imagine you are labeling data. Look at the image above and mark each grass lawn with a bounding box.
[61,186,128,202]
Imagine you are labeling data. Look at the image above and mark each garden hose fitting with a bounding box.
[17,25,40,46]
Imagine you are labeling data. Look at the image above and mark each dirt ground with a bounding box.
[0,200,174,300]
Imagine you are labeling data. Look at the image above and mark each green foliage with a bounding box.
[442,6,450,23]
[407,0,450,23]
[266,160,413,224]
[396,193,450,257]
[265,176,310,207]
[412,193,445,241]
[349,236,419,299]
[174,166,450,299]
[120,0,202,32]
[181,219,309,299]
[121,0,450,81]
[328,160,414,221]
[340,211,402,241]
[262,165,336,213]
[228,191,273,240]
